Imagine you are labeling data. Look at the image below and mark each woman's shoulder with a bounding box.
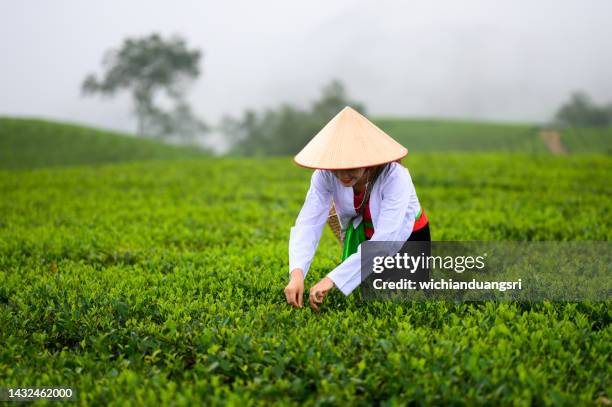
[374,162,414,194]
[311,169,334,190]
[313,169,333,180]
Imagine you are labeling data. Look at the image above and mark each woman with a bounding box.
[284,106,430,310]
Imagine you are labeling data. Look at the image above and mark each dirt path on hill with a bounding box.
[539,129,568,155]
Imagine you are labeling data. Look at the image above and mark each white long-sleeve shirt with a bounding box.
[288,162,422,296]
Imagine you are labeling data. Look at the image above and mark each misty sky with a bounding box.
[1,0,612,139]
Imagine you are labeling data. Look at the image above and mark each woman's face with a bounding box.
[332,167,368,187]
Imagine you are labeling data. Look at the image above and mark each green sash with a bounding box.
[341,219,366,261]
[341,208,423,262]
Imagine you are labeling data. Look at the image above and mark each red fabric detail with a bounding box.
[413,209,428,231]
[353,189,374,239]
[354,188,428,238]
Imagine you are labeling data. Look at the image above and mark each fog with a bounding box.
[1,0,612,141]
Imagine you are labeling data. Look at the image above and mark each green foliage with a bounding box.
[374,118,546,153]
[560,127,612,154]
[373,117,611,155]
[555,92,612,128]
[221,80,365,156]
[224,100,609,156]
[0,118,208,170]
[0,153,610,404]
[82,33,206,140]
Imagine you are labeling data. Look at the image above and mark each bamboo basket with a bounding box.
[327,202,343,245]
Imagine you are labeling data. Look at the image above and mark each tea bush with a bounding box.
[0,154,610,405]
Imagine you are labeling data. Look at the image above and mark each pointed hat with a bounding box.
[294,106,408,170]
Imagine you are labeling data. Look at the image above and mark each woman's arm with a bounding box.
[327,164,419,295]
[288,170,333,279]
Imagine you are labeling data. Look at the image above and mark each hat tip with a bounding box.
[338,105,359,116]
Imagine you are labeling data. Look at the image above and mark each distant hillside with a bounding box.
[560,127,612,154]
[372,118,547,153]
[0,117,208,170]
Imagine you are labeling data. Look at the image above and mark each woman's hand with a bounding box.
[284,269,305,308]
[309,277,335,311]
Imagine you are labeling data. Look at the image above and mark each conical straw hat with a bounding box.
[294,106,408,170]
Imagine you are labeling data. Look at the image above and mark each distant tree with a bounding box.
[555,92,611,127]
[144,101,208,144]
[221,79,365,156]
[312,80,366,120]
[82,33,206,141]
[219,110,267,155]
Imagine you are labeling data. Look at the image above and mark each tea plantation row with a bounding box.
[0,154,610,405]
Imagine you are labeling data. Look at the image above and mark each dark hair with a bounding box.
[353,163,388,218]
[368,163,390,186]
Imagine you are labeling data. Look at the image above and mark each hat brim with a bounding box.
[292,150,408,170]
